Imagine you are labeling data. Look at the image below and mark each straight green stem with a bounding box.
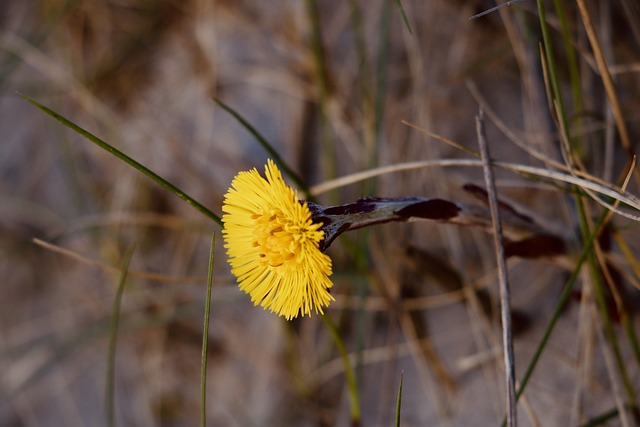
[200,232,216,427]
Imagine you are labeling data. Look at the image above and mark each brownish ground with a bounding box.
[1,1,639,426]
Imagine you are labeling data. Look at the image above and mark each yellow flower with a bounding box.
[222,159,334,320]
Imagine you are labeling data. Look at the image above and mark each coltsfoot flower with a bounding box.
[222,160,567,318]
[222,159,334,320]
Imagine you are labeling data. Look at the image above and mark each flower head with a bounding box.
[222,159,334,320]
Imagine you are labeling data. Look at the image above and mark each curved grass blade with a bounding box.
[213,97,309,197]
[106,243,135,427]
[21,94,222,226]
[308,159,640,220]
[200,232,215,427]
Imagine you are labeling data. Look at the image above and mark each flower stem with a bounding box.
[321,313,361,424]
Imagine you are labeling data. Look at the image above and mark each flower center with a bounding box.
[252,210,302,268]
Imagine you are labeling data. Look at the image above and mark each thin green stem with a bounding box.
[552,0,583,121]
[22,94,222,226]
[213,98,309,198]
[393,0,413,34]
[394,372,404,427]
[321,313,361,424]
[588,248,637,407]
[522,3,638,420]
[538,0,635,404]
[373,0,392,177]
[536,0,570,146]
[579,407,620,427]
[200,232,216,427]
[106,243,136,427]
[501,209,609,427]
[304,0,336,194]
[622,314,640,365]
[538,3,639,413]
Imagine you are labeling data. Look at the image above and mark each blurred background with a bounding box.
[1,1,639,425]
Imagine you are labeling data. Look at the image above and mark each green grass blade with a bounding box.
[0,1,80,90]
[394,372,404,427]
[21,94,222,226]
[106,243,136,427]
[614,232,640,365]
[213,97,309,197]
[579,407,620,427]
[499,209,610,427]
[374,0,392,163]
[200,232,216,427]
[321,313,361,424]
[536,0,570,147]
[551,0,583,137]
[588,250,637,408]
[394,0,413,34]
[348,0,370,86]
[622,314,640,365]
[536,0,638,412]
[304,0,340,203]
[7,297,203,401]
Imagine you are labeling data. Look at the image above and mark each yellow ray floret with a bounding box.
[222,159,334,320]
